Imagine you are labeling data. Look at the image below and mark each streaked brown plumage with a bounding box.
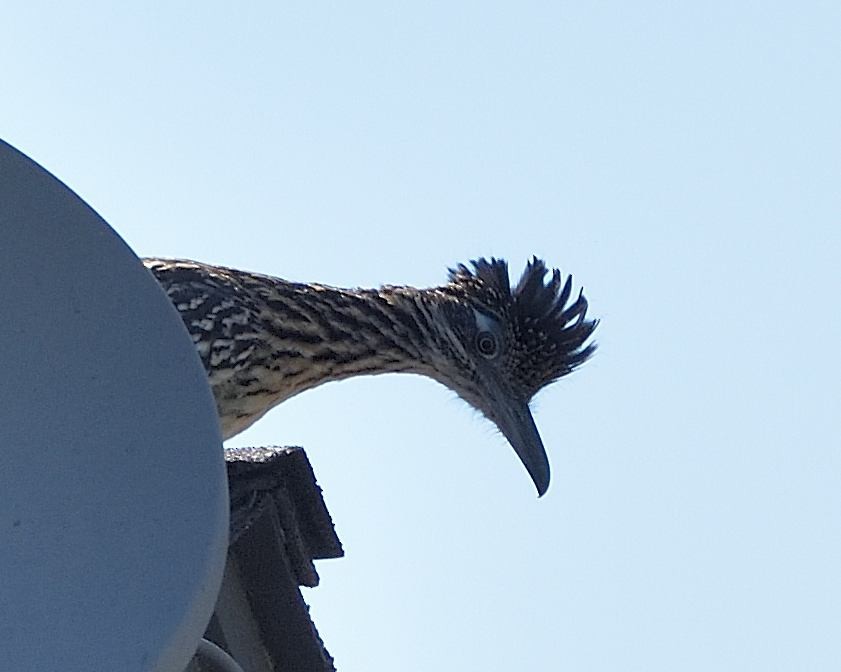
[145,256,597,496]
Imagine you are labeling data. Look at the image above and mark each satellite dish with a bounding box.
[0,140,228,671]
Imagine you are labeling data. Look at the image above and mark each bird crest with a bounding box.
[447,257,598,398]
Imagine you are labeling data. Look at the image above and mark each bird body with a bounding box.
[145,257,597,495]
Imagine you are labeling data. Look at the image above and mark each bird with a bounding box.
[144,256,597,496]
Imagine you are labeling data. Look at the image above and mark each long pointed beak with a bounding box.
[495,399,550,497]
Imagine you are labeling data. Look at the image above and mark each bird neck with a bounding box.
[263,282,457,383]
[212,281,453,427]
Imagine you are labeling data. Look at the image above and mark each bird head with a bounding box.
[429,257,597,496]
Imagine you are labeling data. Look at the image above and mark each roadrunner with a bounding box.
[145,257,597,496]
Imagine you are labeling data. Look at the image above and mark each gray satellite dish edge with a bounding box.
[0,140,228,671]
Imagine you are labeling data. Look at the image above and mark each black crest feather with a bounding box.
[448,257,510,296]
[448,256,598,396]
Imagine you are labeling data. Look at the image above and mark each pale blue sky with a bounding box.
[3,2,840,670]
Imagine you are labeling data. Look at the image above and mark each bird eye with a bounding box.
[476,331,499,358]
